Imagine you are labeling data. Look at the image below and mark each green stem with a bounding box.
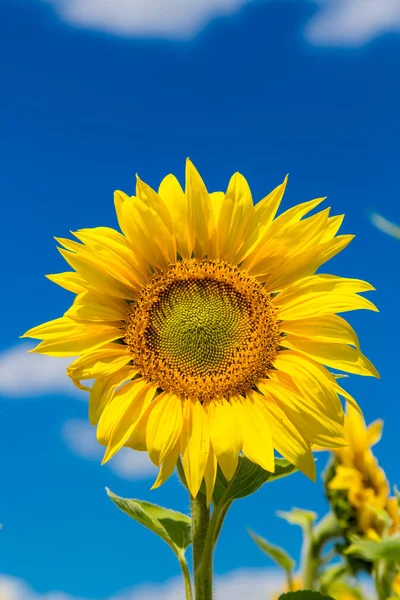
[374,559,393,600]
[193,499,234,600]
[287,569,295,592]
[302,512,342,590]
[191,490,212,600]
[178,552,194,600]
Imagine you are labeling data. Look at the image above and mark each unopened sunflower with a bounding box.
[327,405,398,541]
[23,159,379,501]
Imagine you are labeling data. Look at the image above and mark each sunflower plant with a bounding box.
[23,160,379,600]
[250,407,400,600]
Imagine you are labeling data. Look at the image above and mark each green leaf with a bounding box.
[345,534,400,563]
[213,456,297,506]
[277,508,317,529]
[106,488,191,556]
[248,529,295,573]
[279,592,334,599]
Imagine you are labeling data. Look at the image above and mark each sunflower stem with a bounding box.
[178,552,194,600]
[302,512,341,590]
[191,489,213,600]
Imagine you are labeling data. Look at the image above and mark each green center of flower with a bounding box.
[146,278,251,375]
[124,259,280,402]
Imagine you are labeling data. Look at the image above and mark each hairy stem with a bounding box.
[191,490,212,600]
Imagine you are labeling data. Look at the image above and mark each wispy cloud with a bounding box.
[61,419,157,480]
[0,573,78,600]
[369,212,400,239]
[305,0,400,47]
[43,0,257,40]
[0,569,284,600]
[42,0,400,46]
[0,343,81,399]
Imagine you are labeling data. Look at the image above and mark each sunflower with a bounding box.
[23,159,378,502]
[327,406,398,541]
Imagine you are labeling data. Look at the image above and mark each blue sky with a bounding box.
[1,1,400,598]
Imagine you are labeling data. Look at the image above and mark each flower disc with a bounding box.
[124,259,280,401]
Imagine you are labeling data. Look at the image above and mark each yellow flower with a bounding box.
[23,160,378,501]
[328,406,398,539]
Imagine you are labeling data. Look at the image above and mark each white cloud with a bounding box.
[306,0,400,46]
[0,574,80,600]
[42,0,400,46]
[61,419,157,480]
[369,211,400,239]
[0,569,284,600]
[0,343,81,399]
[115,568,284,599]
[43,0,257,39]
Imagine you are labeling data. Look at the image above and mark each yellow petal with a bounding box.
[282,335,379,378]
[329,465,362,491]
[321,214,344,242]
[281,315,359,348]
[46,271,87,294]
[216,172,254,262]
[234,176,288,264]
[158,174,192,259]
[247,207,330,274]
[257,376,347,448]
[114,192,176,269]
[254,175,288,221]
[208,398,241,480]
[203,445,218,507]
[22,316,77,340]
[343,404,371,453]
[273,350,343,423]
[57,235,142,292]
[210,191,225,224]
[65,291,127,323]
[251,390,316,480]
[275,273,375,308]
[185,158,215,259]
[73,227,148,286]
[335,384,362,414]
[274,275,377,320]
[146,392,183,466]
[29,324,123,357]
[151,441,181,490]
[267,195,327,236]
[89,366,139,426]
[101,380,156,462]
[181,398,210,498]
[136,175,174,234]
[230,393,275,472]
[67,344,131,380]
[58,247,137,300]
[261,235,355,291]
[367,420,383,448]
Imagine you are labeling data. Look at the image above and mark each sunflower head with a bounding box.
[23,159,379,501]
[325,406,399,553]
